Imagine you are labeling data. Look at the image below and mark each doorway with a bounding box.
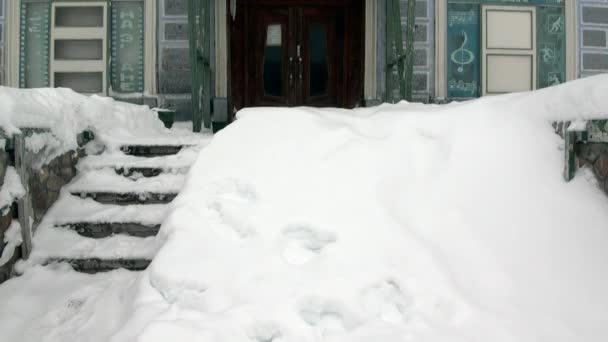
[230,0,364,113]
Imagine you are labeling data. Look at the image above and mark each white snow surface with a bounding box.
[2,76,608,341]
[0,167,26,211]
[67,168,185,193]
[0,87,199,156]
[0,266,140,342]
[77,145,208,174]
[0,222,22,267]
[23,195,167,264]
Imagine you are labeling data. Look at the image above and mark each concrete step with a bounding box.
[70,191,177,205]
[78,149,196,177]
[120,145,189,157]
[114,166,165,178]
[48,258,151,273]
[56,222,161,238]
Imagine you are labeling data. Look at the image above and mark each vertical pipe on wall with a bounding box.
[6,0,20,87]
[145,0,158,95]
[565,0,577,81]
[404,0,416,101]
[435,0,447,100]
[215,0,227,99]
[364,0,378,104]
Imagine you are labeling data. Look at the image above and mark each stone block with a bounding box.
[159,96,192,121]
[583,53,608,71]
[594,154,608,179]
[164,22,189,41]
[414,49,427,67]
[583,30,607,48]
[413,73,428,92]
[160,70,192,94]
[583,6,608,25]
[164,0,187,16]
[414,24,427,42]
[161,48,191,72]
[46,172,64,192]
[0,149,7,188]
[416,1,428,18]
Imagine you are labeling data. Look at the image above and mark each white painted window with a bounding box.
[50,2,107,95]
[482,5,536,95]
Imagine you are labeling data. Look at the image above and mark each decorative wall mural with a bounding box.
[20,1,50,88]
[451,31,475,73]
[537,6,565,88]
[111,1,145,93]
[447,3,480,99]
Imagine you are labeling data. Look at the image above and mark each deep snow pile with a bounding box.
[2,76,608,341]
[0,87,197,158]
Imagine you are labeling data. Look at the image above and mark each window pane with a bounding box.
[55,72,103,93]
[55,40,103,60]
[263,24,282,97]
[55,7,103,27]
[310,23,328,97]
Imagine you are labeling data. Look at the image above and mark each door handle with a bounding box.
[298,57,303,80]
[289,57,294,86]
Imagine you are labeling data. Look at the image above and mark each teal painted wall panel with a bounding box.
[537,6,566,88]
[447,3,480,98]
[449,0,563,5]
[111,1,145,93]
[446,0,566,99]
[20,1,51,88]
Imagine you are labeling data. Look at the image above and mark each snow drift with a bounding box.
[109,75,608,341]
[2,75,608,341]
[0,87,196,159]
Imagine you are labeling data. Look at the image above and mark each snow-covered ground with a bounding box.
[2,75,608,341]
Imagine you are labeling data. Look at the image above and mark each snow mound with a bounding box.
[3,76,608,341]
[107,75,608,341]
[0,167,25,211]
[0,87,196,157]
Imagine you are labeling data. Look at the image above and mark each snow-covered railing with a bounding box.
[0,126,95,283]
[564,120,608,194]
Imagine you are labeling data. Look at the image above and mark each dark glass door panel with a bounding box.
[251,8,291,106]
[309,23,329,97]
[301,7,342,106]
[263,24,284,97]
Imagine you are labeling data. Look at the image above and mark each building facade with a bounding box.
[0,0,590,131]
[579,0,608,78]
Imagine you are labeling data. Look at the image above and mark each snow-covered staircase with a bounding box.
[26,140,205,273]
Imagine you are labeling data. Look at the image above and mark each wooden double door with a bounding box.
[230,0,364,111]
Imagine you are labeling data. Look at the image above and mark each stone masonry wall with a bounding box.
[28,149,85,224]
[10,129,89,270]
[577,142,608,195]
[0,144,19,283]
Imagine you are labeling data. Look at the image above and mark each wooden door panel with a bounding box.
[301,7,342,107]
[250,8,292,106]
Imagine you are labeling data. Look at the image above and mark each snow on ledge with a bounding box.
[0,167,25,213]
[0,87,198,155]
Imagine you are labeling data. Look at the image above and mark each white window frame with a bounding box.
[50,1,107,95]
[482,5,537,96]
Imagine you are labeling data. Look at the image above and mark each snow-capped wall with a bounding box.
[0,150,25,283]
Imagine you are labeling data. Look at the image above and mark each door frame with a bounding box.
[227,0,365,120]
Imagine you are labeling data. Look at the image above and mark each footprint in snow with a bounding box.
[360,279,413,324]
[298,297,359,337]
[205,179,258,238]
[280,224,337,265]
[247,321,283,342]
